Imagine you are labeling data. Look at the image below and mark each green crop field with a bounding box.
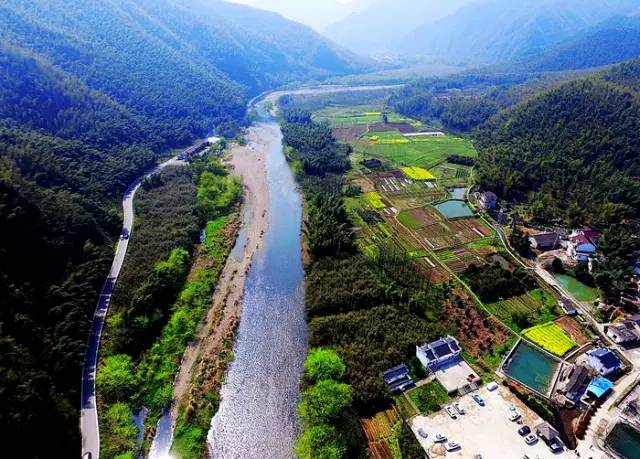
[523,322,576,356]
[365,191,386,209]
[359,135,477,170]
[397,211,422,230]
[314,107,418,127]
[486,289,559,332]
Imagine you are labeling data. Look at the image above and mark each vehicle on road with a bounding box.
[434,433,447,443]
[472,394,485,406]
[509,411,522,422]
[446,441,461,451]
[445,405,458,419]
[418,428,428,439]
[524,433,538,445]
[518,425,531,436]
[120,228,129,240]
[454,402,465,415]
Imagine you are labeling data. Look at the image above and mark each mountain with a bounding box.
[396,0,640,63]
[0,1,366,456]
[516,16,640,72]
[325,0,474,55]
[235,0,374,32]
[475,59,640,226]
[0,0,366,142]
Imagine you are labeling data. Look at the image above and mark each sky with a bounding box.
[227,0,374,32]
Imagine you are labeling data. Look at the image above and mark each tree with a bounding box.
[96,355,136,402]
[299,380,352,424]
[304,348,346,383]
[294,424,345,459]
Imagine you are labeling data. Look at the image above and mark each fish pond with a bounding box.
[606,422,640,459]
[435,199,474,219]
[553,273,600,302]
[502,341,559,395]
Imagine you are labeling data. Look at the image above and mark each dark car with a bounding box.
[518,425,531,436]
[120,228,130,240]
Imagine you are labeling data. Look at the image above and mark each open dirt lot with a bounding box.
[410,386,571,458]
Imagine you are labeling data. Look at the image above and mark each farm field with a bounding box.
[522,322,577,356]
[401,166,435,181]
[314,106,418,127]
[366,191,386,209]
[358,135,477,170]
[360,408,402,459]
[485,289,559,332]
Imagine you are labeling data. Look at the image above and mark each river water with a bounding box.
[207,104,307,458]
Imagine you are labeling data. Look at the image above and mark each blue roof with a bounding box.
[589,348,621,370]
[586,377,613,399]
[576,243,597,253]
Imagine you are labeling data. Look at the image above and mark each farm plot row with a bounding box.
[522,322,577,357]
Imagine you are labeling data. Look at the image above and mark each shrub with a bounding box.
[304,348,346,383]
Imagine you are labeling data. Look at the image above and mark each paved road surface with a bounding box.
[80,156,182,459]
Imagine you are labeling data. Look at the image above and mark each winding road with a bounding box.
[80,155,183,459]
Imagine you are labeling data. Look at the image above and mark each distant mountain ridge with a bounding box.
[396,0,640,63]
[514,16,640,72]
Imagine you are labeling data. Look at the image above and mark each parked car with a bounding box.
[474,455,482,459]
[508,411,522,422]
[454,402,465,415]
[418,428,428,439]
[472,394,485,406]
[487,381,499,391]
[445,405,458,419]
[524,434,538,445]
[518,425,531,436]
[434,433,447,443]
[446,441,461,452]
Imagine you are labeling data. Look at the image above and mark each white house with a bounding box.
[416,336,462,370]
[479,191,497,210]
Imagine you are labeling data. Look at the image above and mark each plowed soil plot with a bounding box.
[332,125,368,142]
[555,316,590,345]
[453,218,491,243]
[369,122,416,133]
[352,177,376,193]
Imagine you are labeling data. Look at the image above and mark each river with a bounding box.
[207,100,307,458]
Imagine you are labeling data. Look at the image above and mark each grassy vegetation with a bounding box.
[522,323,577,356]
[397,211,422,230]
[407,381,450,414]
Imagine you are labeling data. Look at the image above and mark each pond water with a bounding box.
[435,199,475,219]
[606,422,640,459]
[503,341,559,395]
[449,187,467,200]
[207,101,307,458]
[553,273,600,302]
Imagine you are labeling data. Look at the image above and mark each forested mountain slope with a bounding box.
[396,0,640,63]
[0,1,365,456]
[515,16,640,72]
[475,62,640,226]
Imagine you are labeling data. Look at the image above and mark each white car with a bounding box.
[446,441,461,452]
[454,402,465,415]
[434,433,447,443]
[487,381,499,391]
[445,405,458,419]
[524,434,538,445]
[417,428,428,439]
[508,411,522,422]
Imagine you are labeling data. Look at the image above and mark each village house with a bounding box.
[536,421,564,453]
[479,191,497,210]
[567,226,600,262]
[581,376,614,404]
[607,315,640,345]
[381,363,415,394]
[529,231,561,251]
[584,347,622,377]
[558,296,577,316]
[416,336,462,369]
[556,364,590,405]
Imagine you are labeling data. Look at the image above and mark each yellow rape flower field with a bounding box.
[365,191,386,209]
[522,322,576,356]
[401,166,436,181]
